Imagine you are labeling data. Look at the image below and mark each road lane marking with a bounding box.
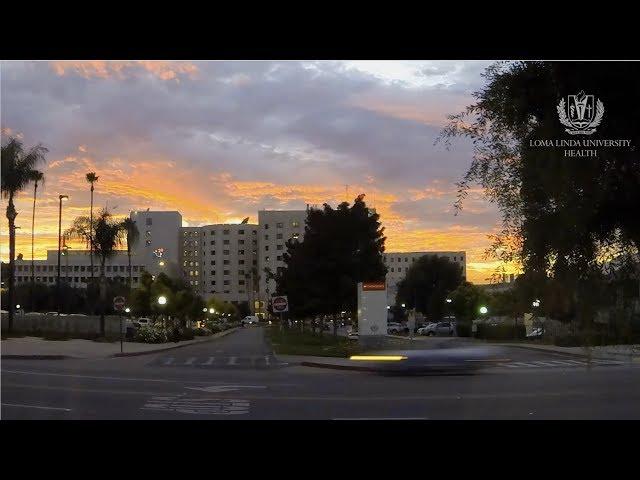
[142,395,250,415]
[185,385,266,393]
[2,369,188,383]
[533,361,567,367]
[184,357,197,365]
[2,402,72,412]
[227,356,238,365]
[163,358,175,365]
[3,382,177,396]
[333,417,429,420]
[201,357,215,366]
[264,356,270,366]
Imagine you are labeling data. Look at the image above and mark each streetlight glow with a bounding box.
[401,303,406,308]
[209,308,215,314]
[158,296,167,305]
[479,306,488,315]
[124,307,130,313]
[202,308,208,312]
[446,298,452,303]
[16,304,21,309]
[159,261,165,266]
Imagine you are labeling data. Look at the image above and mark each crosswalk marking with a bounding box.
[184,357,197,365]
[201,357,215,366]
[499,358,624,369]
[152,355,284,369]
[227,356,238,366]
[533,361,566,367]
[264,356,270,366]
[163,357,174,365]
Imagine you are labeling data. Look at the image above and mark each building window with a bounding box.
[391,268,394,272]
[253,260,257,265]
[264,235,269,240]
[276,222,283,228]
[223,260,230,265]
[146,218,152,226]
[239,260,245,265]
[405,258,408,262]
[239,280,245,285]
[133,266,138,272]
[292,221,300,228]
[211,280,216,285]
[238,250,245,255]
[224,270,230,275]
[210,260,215,266]
[120,266,125,272]
[265,246,269,251]
[189,271,194,276]
[276,233,283,239]
[211,270,216,275]
[264,224,269,230]
[239,239,245,245]
[223,250,230,255]
[277,245,283,250]
[292,233,300,240]
[210,240,215,245]
[189,261,194,267]
[398,267,402,272]
[224,280,230,286]
[194,280,199,286]
[239,269,245,275]
[211,250,215,255]
[390,258,394,262]
[223,240,230,245]
[276,255,282,261]
[195,262,199,267]
[265,256,270,262]
[210,230,215,235]
[106,266,111,272]
[223,229,230,235]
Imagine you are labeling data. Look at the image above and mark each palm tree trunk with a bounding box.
[99,258,106,337]
[30,182,37,311]
[6,196,17,333]
[89,185,94,281]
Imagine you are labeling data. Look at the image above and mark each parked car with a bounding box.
[25,312,44,316]
[135,317,153,327]
[420,321,455,336]
[242,315,259,325]
[526,327,544,338]
[387,322,403,334]
[46,311,60,316]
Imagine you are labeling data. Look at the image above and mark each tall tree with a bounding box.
[68,208,124,335]
[29,170,44,310]
[273,194,387,333]
[395,255,463,320]
[85,172,99,283]
[1,136,47,332]
[120,217,139,289]
[440,61,640,329]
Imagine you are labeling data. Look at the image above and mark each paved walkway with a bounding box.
[1,329,239,359]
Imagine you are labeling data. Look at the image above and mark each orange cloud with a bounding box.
[49,61,199,81]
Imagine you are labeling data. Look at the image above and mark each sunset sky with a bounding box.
[1,60,517,283]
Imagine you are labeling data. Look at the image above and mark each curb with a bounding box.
[109,327,240,358]
[1,354,74,360]
[300,361,376,372]
[1,328,240,360]
[503,343,639,361]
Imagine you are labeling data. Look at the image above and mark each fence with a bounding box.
[2,313,125,337]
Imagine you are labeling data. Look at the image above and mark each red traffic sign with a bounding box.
[113,296,126,311]
[272,295,288,313]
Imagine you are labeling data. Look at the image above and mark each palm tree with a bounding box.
[85,172,99,283]
[67,209,124,335]
[1,137,48,332]
[29,170,44,310]
[120,217,139,289]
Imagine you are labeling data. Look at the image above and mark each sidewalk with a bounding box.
[1,328,239,360]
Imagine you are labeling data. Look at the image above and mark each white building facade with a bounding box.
[256,209,308,305]
[383,251,467,305]
[129,210,182,278]
[13,250,147,288]
[179,223,259,305]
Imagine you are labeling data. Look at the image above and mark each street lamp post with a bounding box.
[158,295,167,328]
[56,195,68,313]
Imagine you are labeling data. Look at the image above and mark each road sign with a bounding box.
[113,296,126,311]
[272,295,288,313]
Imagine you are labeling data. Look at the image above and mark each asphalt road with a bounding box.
[2,327,639,420]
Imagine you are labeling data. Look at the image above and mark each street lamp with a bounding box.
[532,299,541,308]
[158,296,167,305]
[479,306,488,315]
[209,308,215,314]
[57,194,68,313]
[446,298,452,303]
[401,303,406,308]
[202,307,208,313]
[159,261,165,267]
[124,307,130,313]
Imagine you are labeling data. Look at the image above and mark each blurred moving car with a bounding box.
[135,317,152,327]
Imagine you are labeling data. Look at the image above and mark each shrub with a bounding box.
[134,325,168,343]
[193,327,212,336]
[476,323,526,340]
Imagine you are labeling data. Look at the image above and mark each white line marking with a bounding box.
[510,362,541,368]
[201,357,215,366]
[227,356,238,365]
[185,385,266,393]
[163,357,175,365]
[2,369,184,383]
[184,357,197,365]
[533,361,566,367]
[264,356,270,366]
[333,417,429,420]
[2,402,72,412]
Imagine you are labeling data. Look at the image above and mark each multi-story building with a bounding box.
[383,251,467,305]
[129,210,182,278]
[12,250,146,288]
[256,209,308,305]
[179,223,259,305]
